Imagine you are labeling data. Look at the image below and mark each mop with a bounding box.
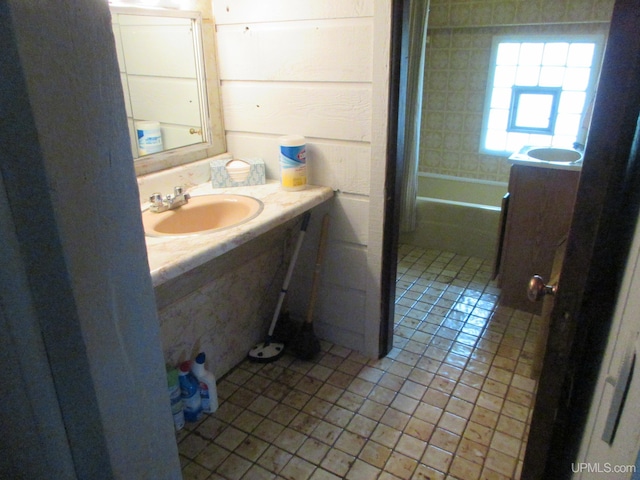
[248,211,311,362]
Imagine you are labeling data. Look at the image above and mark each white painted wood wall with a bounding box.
[213,0,391,357]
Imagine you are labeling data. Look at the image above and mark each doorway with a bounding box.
[393,0,612,266]
[382,0,640,477]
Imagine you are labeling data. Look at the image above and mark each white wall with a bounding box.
[212,0,391,357]
[1,1,180,477]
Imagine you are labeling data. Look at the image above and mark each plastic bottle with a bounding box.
[136,120,163,156]
[166,366,185,432]
[178,361,202,422]
[191,352,218,414]
[279,135,307,191]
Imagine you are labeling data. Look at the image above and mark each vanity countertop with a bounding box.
[144,180,334,287]
[507,156,583,171]
[507,146,583,171]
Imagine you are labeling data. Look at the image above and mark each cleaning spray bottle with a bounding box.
[178,361,202,422]
[191,352,218,414]
[166,366,185,432]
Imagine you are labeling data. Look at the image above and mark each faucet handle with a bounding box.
[174,186,184,196]
[150,192,164,205]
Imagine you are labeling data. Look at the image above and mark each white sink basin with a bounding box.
[526,147,582,163]
[141,194,263,236]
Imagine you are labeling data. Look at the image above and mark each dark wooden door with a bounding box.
[522,0,640,477]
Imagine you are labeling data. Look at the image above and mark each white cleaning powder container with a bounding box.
[136,121,163,156]
[279,135,307,191]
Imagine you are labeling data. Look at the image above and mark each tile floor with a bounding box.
[178,245,540,480]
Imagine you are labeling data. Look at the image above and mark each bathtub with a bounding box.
[400,174,508,260]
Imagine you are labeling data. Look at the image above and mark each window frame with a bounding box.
[480,34,605,157]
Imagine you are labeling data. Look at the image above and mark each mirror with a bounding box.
[110,5,225,175]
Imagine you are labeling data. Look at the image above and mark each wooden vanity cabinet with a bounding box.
[496,164,580,314]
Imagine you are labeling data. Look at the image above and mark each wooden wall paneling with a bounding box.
[213,0,374,25]
[216,20,373,82]
[220,83,372,141]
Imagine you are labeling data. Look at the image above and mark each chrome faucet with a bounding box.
[149,186,190,213]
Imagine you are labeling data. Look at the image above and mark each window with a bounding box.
[480,35,604,155]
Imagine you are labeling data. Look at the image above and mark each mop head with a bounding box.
[248,340,285,363]
[291,323,321,360]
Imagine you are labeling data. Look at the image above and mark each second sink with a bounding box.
[142,194,264,236]
[526,147,582,163]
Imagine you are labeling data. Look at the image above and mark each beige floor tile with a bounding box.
[240,464,275,479]
[193,442,230,471]
[414,402,443,424]
[463,421,494,446]
[235,435,269,462]
[321,448,355,477]
[422,444,453,472]
[457,436,489,465]
[395,433,428,461]
[324,404,355,427]
[346,413,379,437]
[380,407,411,431]
[179,433,209,460]
[335,430,367,456]
[359,440,392,469]
[358,398,387,421]
[311,420,343,445]
[449,454,482,480]
[297,437,330,464]
[216,453,252,480]
[490,431,521,458]
[484,448,518,477]
[279,455,316,480]
[404,417,435,442]
[391,393,420,415]
[257,445,292,474]
[180,247,538,480]
[445,396,474,419]
[385,450,418,479]
[273,427,307,454]
[346,458,382,479]
[438,412,467,436]
[181,461,213,480]
[290,411,321,435]
[309,468,341,480]
[429,427,461,454]
[495,414,526,440]
[214,425,247,451]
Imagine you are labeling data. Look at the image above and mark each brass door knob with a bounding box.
[528,275,557,302]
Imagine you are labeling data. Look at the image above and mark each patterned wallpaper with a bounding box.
[420,0,614,183]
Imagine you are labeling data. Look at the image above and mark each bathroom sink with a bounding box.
[142,194,264,236]
[526,147,582,163]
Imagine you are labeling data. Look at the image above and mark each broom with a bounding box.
[292,213,330,360]
[248,212,311,362]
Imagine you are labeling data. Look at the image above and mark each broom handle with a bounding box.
[267,212,310,337]
[305,214,330,324]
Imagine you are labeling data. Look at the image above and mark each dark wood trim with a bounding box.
[379,0,406,358]
[523,0,640,477]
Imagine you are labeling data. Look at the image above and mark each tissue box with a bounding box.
[210,157,266,188]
